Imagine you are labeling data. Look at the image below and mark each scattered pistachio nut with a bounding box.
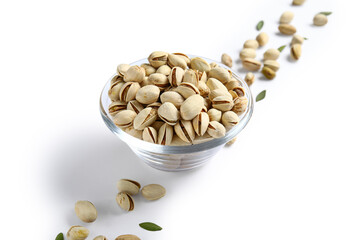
[244,72,255,86]
[116,192,135,211]
[115,235,140,240]
[256,32,269,46]
[117,179,141,195]
[291,44,302,60]
[226,137,237,146]
[263,48,280,60]
[278,24,297,35]
[242,58,261,71]
[94,235,107,240]
[313,14,328,26]
[240,48,256,60]
[262,67,276,80]
[264,60,280,72]
[207,121,226,138]
[243,39,259,49]
[292,0,305,5]
[75,201,98,223]
[291,34,304,45]
[141,184,166,200]
[67,226,89,240]
[280,11,294,24]
[221,53,233,67]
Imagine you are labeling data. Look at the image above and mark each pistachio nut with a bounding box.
[264,60,280,72]
[117,179,141,195]
[151,120,164,131]
[208,67,231,84]
[142,126,158,144]
[245,72,255,86]
[207,121,226,138]
[212,95,234,111]
[190,57,211,73]
[158,102,180,125]
[183,69,199,86]
[133,107,157,130]
[148,51,168,68]
[156,64,172,75]
[292,0,305,5]
[158,123,174,145]
[263,48,280,61]
[111,74,123,85]
[243,39,259,49]
[141,184,166,201]
[124,126,143,139]
[113,110,137,128]
[313,14,328,26]
[115,235,140,240]
[67,226,89,240]
[124,65,145,83]
[148,73,169,89]
[198,81,210,97]
[192,112,210,136]
[75,201,98,223]
[169,67,185,87]
[174,119,196,143]
[240,48,256,60]
[147,102,161,109]
[168,53,187,69]
[94,235,107,240]
[180,95,204,120]
[170,135,191,146]
[209,89,232,101]
[140,63,156,76]
[225,79,240,90]
[140,76,150,87]
[291,44,302,60]
[108,81,124,102]
[280,11,294,24]
[278,24,297,35]
[208,108,222,122]
[117,64,131,77]
[221,53,233,68]
[226,137,237,146]
[119,82,141,102]
[109,101,127,117]
[173,52,191,66]
[291,34,304,46]
[209,62,219,69]
[242,58,261,71]
[160,91,184,109]
[135,85,160,105]
[203,97,212,110]
[262,67,276,80]
[177,82,200,99]
[232,96,248,114]
[206,78,228,92]
[256,32,269,46]
[198,71,207,82]
[230,86,245,98]
[221,111,240,129]
[127,100,144,114]
[116,192,134,211]
[229,90,238,99]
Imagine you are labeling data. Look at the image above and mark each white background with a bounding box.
[1,0,359,239]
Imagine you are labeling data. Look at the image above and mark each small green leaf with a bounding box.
[278,45,286,52]
[304,37,308,40]
[319,11,332,16]
[256,20,264,31]
[139,222,162,231]
[55,233,64,240]
[256,90,266,102]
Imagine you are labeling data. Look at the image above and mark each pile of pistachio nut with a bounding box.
[108,51,248,146]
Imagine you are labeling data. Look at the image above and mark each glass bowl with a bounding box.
[100,55,254,171]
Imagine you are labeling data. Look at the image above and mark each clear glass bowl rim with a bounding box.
[100,54,254,154]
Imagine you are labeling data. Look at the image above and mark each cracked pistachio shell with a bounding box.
[243,39,259,49]
[143,126,158,144]
[198,81,210,97]
[173,52,191,66]
[232,96,248,115]
[221,53,233,68]
[264,60,280,72]
[183,69,199,86]
[147,102,161,109]
[198,71,207,82]
[113,110,137,128]
[156,64,172,75]
[176,82,200,99]
[222,111,240,129]
[242,58,261,71]
[256,32,269,46]
[158,102,180,125]
[291,34,304,46]
[206,78,228,92]
[190,57,211,72]
[111,75,123,85]
[124,65,145,83]
[148,51,168,68]
[135,85,160,104]
[75,201,98,223]
[209,89,233,101]
[240,48,256,60]
[231,86,245,98]
[208,67,231,84]
[141,63,156,76]
[67,226,89,240]
[117,64,131,77]
[174,120,195,143]
[119,82,141,102]
[203,97,212,110]
[262,67,276,80]
[158,123,173,145]
[208,108,222,122]
[225,79,240,90]
[245,72,255,86]
[148,73,169,89]
[170,135,191,146]
[117,179,141,195]
[192,112,210,136]
[212,95,234,111]
[280,11,294,24]
[168,53,187,69]
[108,81,124,101]
[207,121,226,138]
[209,62,219,69]
[115,235,140,240]
[151,120,164,131]
[293,0,305,5]
[133,107,157,130]
[263,48,280,61]
[169,67,185,87]
[160,91,184,109]
[127,100,144,114]
[141,184,166,200]
[278,24,297,35]
[124,126,142,139]
[94,235,107,240]
[116,192,134,211]
[109,101,127,117]
[180,95,204,120]
[313,14,328,26]
[226,137,237,146]
[291,44,302,60]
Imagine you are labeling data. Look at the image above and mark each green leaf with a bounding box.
[256,90,266,102]
[304,37,308,40]
[278,45,286,52]
[319,11,332,16]
[256,20,264,31]
[55,233,64,240]
[139,222,162,231]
